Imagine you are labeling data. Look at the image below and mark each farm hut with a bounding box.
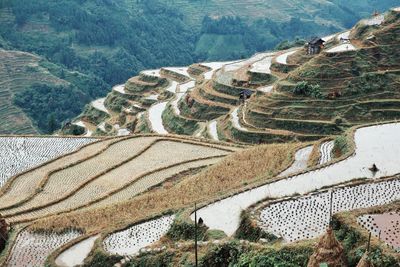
[307,227,347,267]
[307,37,325,55]
[239,89,253,103]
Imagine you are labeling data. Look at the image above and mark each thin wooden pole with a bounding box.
[367,232,371,252]
[329,190,334,227]
[194,203,198,267]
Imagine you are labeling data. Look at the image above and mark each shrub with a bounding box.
[200,241,243,267]
[166,218,208,241]
[332,217,397,267]
[293,81,322,98]
[236,247,312,267]
[206,230,227,240]
[333,116,347,126]
[128,251,174,267]
[82,251,122,267]
[235,211,278,242]
[332,135,349,158]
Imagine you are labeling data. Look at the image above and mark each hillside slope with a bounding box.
[73,8,400,145]
[1,1,398,134]
[0,50,62,134]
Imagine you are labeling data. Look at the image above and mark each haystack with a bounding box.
[307,227,347,267]
[356,252,374,267]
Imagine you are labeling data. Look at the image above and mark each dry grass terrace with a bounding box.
[30,142,298,235]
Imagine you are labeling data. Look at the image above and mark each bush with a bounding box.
[200,241,243,267]
[128,251,174,267]
[235,211,278,242]
[82,251,122,267]
[332,135,349,158]
[236,247,312,267]
[206,230,227,240]
[166,218,208,241]
[332,217,397,266]
[293,81,323,98]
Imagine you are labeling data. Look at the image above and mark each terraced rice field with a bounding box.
[363,14,385,26]
[141,69,161,77]
[276,50,297,64]
[80,157,224,211]
[319,141,334,165]
[1,137,232,223]
[194,123,400,235]
[1,137,158,216]
[112,84,126,94]
[231,107,248,132]
[249,54,273,74]
[200,61,233,80]
[0,137,96,187]
[148,102,169,134]
[193,143,313,235]
[103,215,175,256]
[208,121,219,141]
[358,212,400,251]
[278,146,313,177]
[0,138,115,210]
[7,229,81,267]
[55,235,100,267]
[259,178,400,242]
[257,85,273,93]
[165,81,178,93]
[91,98,110,114]
[327,43,356,53]
[163,67,192,79]
[224,53,268,72]
[337,30,351,41]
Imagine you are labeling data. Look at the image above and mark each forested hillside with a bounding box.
[0,0,398,133]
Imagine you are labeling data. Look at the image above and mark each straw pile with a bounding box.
[307,227,347,267]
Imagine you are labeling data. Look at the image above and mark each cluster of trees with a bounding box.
[13,84,89,133]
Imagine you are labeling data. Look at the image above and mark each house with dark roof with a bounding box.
[307,37,324,55]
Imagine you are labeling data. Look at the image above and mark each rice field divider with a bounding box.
[241,117,400,215]
[6,152,223,222]
[250,173,400,227]
[0,136,131,211]
[46,163,218,265]
[12,156,225,225]
[307,137,335,168]
[3,138,161,219]
[132,129,246,150]
[185,119,391,218]
[10,153,229,224]
[176,142,313,219]
[1,135,241,213]
[0,136,111,199]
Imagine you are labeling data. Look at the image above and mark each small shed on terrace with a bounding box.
[307,37,325,55]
